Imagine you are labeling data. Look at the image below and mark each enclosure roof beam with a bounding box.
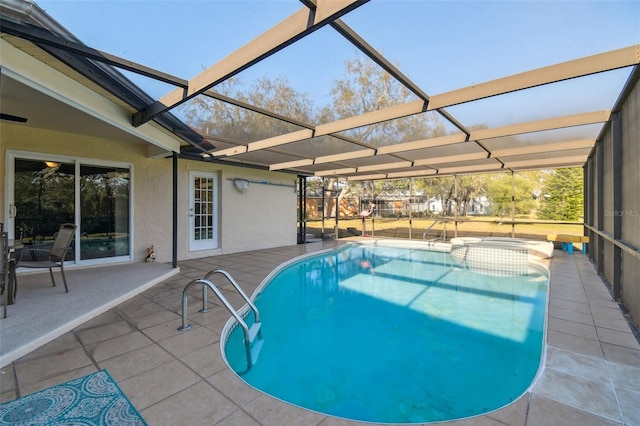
[215,46,636,160]
[491,138,595,157]
[502,155,588,169]
[473,110,611,141]
[428,45,640,110]
[132,0,369,127]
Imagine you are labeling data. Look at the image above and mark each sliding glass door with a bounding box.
[10,154,131,263]
[13,158,75,261]
[79,165,130,260]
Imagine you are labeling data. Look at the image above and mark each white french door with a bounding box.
[189,171,218,251]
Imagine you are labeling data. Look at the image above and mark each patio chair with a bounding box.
[18,223,77,293]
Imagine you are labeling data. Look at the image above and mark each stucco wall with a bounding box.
[1,123,297,265]
[176,162,298,260]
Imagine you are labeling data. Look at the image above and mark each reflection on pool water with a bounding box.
[222,241,549,424]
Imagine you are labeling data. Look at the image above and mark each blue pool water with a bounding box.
[223,242,549,423]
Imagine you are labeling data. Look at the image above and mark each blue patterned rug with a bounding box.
[0,370,146,425]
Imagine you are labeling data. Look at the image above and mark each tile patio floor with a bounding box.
[1,242,639,425]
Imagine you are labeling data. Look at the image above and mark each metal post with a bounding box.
[409,178,413,240]
[302,176,307,243]
[596,141,604,274]
[611,112,622,300]
[511,171,516,238]
[335,192,339,240]
[370,181,375,237]
[454,175,458,238]
[321,179,326,240]
[172,152,178,269]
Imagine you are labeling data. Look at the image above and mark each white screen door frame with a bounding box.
[189,171,218,251]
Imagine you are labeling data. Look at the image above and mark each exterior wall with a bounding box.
[586,71,640,328]
[177,162,297,259]
[1,123,297,264]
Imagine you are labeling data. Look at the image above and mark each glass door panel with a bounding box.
[13,158,75,261]
[189,172,218,251]
[79,165,130,260]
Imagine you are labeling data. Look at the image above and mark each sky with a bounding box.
[35,0,640,129]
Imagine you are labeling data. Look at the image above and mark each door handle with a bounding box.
[9,204,17,219]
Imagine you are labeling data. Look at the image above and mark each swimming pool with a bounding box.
[222,240,549,423]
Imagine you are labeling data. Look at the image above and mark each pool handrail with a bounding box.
[178,274,263,369]
[204,269,261,324]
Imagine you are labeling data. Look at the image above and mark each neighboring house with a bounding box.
[0,3,298,266]
[304,197,359,219]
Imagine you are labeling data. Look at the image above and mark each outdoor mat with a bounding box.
[0,370,146,425]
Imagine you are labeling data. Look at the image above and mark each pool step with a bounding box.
[250,338,264,365]
[248,322,262,343]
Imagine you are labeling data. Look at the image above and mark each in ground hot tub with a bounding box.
[450,237,553,276]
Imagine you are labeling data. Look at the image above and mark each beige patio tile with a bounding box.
[15,333,82,363]
[85,330,153,362]
[544,346,609,383]
[617,387,640,426]
[548,297,591,314]
[15,346,93,386]
[317,415,380,425]
[215,409,262,425]
[591,304,628,321]
[74,318,135,346]
[189,304,233,326]
[97,344,174,382]
[242,393,326,426]
[118,359,201,410]
[594,315,635,333]
[116,296,161,318]
[140,380,237,426]
[19,365,97,396]
[549,287,588,304]
[0,366,17,398]
[532,369,620,420]
[548,306,594,325]
[601,342,640,368]
[207,368,262,407]
[485,391,528,426]
[548,317,598,340]
[72,309,123,330]
[546,330,604,358]
[607,361,640,393]
[528,394,622,426]
[438,415,508,425]
[596,327,640,350]
[127,308,181,329]
[0,388,17,403]
[141,317,192,341]
[181,344,229,378]
[156,324,218,358]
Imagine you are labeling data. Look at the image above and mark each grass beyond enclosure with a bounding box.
[306,216,584,242]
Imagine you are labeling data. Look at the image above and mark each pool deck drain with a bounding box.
[1,241,639,425]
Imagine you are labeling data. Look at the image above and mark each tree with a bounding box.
[320,54,447,214]
[486,172,541,217]
[538,168,583,221]
[181,76,315,142]
[180,55,446,218]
